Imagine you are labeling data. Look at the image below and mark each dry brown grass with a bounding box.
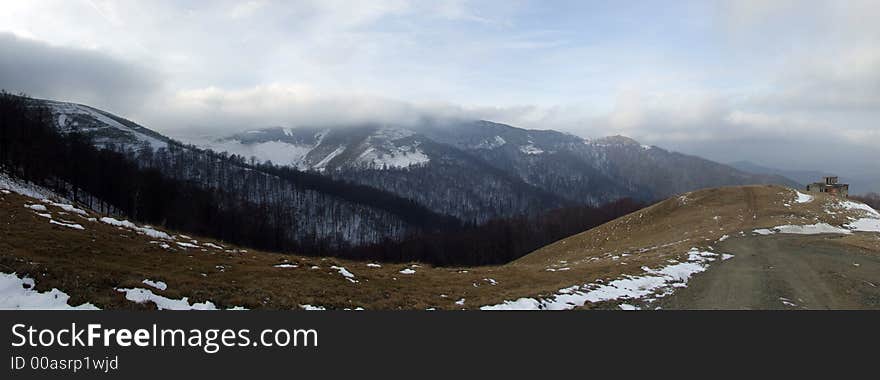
[1,184,877,310]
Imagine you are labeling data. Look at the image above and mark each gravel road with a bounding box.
[659,234,880,309]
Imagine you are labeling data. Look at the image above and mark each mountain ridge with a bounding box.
[31,95,800,224]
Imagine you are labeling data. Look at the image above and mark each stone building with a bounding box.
[806,176,849,197]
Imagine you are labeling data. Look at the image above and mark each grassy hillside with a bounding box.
[2,181,877,310]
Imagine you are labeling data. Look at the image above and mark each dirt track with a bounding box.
[659,234,880,310]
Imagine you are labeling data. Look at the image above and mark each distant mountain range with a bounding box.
[728,161,830,187]
[729,161,879,195]
[203,121,799,221]
[35,97,800,224]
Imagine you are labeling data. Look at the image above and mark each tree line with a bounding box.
[340,198,644,265]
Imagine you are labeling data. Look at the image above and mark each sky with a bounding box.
[0,0,878,188]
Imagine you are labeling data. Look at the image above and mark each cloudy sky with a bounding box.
[1,0,878,187]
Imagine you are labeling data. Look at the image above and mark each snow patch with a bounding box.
[25,204,48,212]
[142,279,168,291]
[314,145,346,170]
[775,223,852,235]
[0,273,99,310]
[481,248,719,310]
[100,217,173,240]
[330,266,358,283]
[519,143,544,155]
[356,145,430,169]
[49,220,85,230]
[399,268,416,275]
[0,172,72,200]
[795,191,813,203]
[116,288,235,310]
[42,200,87,215]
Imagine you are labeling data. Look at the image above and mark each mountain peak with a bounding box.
[594,135,641,146]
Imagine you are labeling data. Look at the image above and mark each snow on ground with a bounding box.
[142,279,168,291]
[116,288,241,310]
[519,143,544,155]
[301,304,326,311]
[366,263,381,268]
[754,196,880,236]
[356,145,430,169]
[754,223,851,235]
[47,101,168,150]
[314,145,346,170]
[837,199,880,233]
[795,191,814,203]
[273,263,298,268]
[49,220,85,230]
[0,172,72,201]
[330,266,358,283]
[481,248,722,310]
[399,268,416,274]
[100,217,173,240]
[476,136,507,149]
[42,200,88,215]
[838,200,880,216]
[846,218,880,233]
[206,140,313,169]
[0,272,99,310]
[25,204,47,212]
[775,223,853,235]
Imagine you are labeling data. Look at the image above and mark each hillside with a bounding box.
[3,172,878,310]
[4,94,460,250]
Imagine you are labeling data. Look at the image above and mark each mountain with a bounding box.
[730,160,880,195]
[41,99,171,151]
[728,161,831,187]
[25,95,799,229]
[204,120,800,221]
[6,95,458,250]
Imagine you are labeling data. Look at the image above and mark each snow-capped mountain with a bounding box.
[205,126,430,171]
[205,120,799,221]
[41,99,170,151]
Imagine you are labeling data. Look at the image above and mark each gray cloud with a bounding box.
[0,2,878,192]
[0,32,160,114]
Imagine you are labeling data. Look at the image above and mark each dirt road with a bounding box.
[659,234,880,309]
